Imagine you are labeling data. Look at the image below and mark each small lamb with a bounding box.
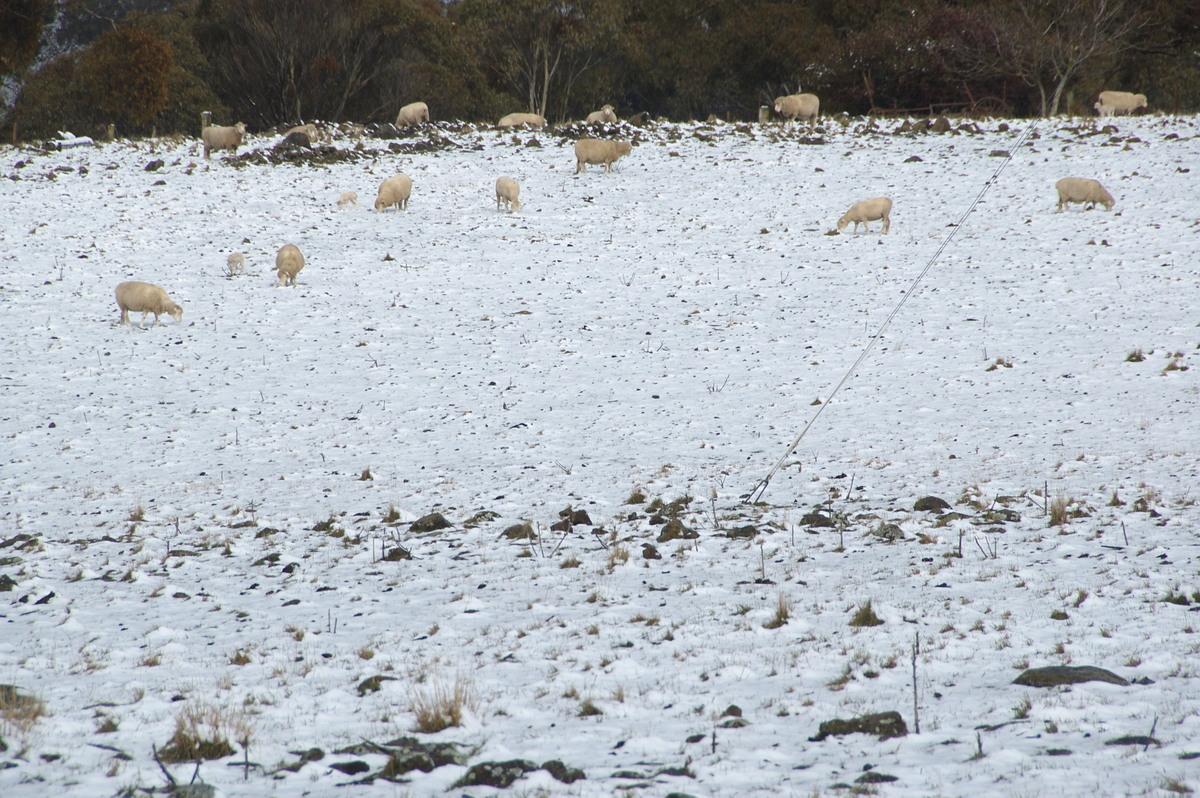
[115,281,183,327]
[495,176,521,213]
[337,191,359,208]
[837,197,893,234]
[1054,178,1114,212]
[226,252,246,275]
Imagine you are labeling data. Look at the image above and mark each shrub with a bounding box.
[849,600,884,627]
[158,701,251,762]
[410,676,475,733]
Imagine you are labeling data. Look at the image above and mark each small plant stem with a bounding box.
[912,632,921,734]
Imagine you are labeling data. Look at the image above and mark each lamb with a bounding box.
[115,281,183,327]
[498,112,547,129]
[837,197,893,234]
[1054,178,1114,212]
[495,176,521,213]
[574,138,632,173]
[226,252,246,275]
[337,191,359,208]
[374,174,413,212]
[275,243,305,286]
[201,122,246,159]
[1093,91,1147,117]
[773,93,820,126]
[396,101,430,127]
[586,104,618,124]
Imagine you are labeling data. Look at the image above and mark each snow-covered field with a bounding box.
[1,115,1198,797]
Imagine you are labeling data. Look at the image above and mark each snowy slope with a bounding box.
[1,116,1198,797]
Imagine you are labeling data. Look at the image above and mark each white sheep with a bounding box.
[201,122,246,159]
[1054,178,1114,212]
[498,112,547,129]
[285,123,319,142]
[586,104,618,124]
[774,93,820,126]
[396,101,430,126]
[275,243,305,286]
[115,281,183,327]
[1093,91,1147,117]
[337,191,358,208]
[374,174,413,212]
[226,252,246,275]
[837,197,893,234]
[495,176,521,213]
[574,138,632,173]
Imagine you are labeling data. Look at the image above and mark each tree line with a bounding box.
[3,0,1198,140]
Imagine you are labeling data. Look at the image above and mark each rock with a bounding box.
[0,574,16,591]
[381,546,410,561]
[357,675,398,695]
[725,525,757,539]
[276,131,311,148]
[657,519,697,542]
[989,149,1010,157]
[144,159,165,172]
[329,760,371,775]
[1013,666,1129,688]
[171,786,216,798]
[502,522,535,540]
[721,705,742,718]
[914,496,951,512]
[1106,735,1160,747]
[642,543,662,559]
[452,759,538,788]
[410,512,451,532]
[463,510,500,527]
[857,771,899,783]
[930,117,952,132]
[558,508,593,526]
[904,155,923,162]
[872,523,905,541]
[542,759,586,783]
[800,510,835,528]
[812,711,908,741]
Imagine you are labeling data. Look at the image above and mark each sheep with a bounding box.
[115,281,183,327]
[337,191,359,208]
[495,176,521,213]
[773,93,820,126]
[1093,91,1147,117]
[374,174,413,212]
[275,243,305,286]
[226,252,246,276]
[396,101,430,127]
[1054,178,1114,212]
[201,122,246,159]
[586,104,618,124]
[498,112,547,129]
[837,197,893,234]
[285,123,319,142]
[574,138,632,173]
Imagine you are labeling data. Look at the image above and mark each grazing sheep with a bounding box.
[837,197,893,234]
[115,281,183,327]
[201,122,246,159]
[226,252,246,275]
[1054,178,1115,212]
[586,104,618,124]
[285,123,319,141]
[574,138,633,173]
[498,112,547,129]
[1093,91,1147,117]
[396,101,430,126]
[275,244,305,286]
[774,93,820,126]
[374,174,413,212]
[495,176,521,213]
[337,191,359,208]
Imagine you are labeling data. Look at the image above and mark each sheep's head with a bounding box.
[168,303,183,323]
[234,122,247,135]
[1135,94,1147,109]
[617,142,632,156]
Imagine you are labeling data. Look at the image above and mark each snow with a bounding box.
[1,116,1198,797]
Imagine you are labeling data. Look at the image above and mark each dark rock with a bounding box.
[542,759,586,783]
[329,760,371,775]
[381,546,411,561]
[1106,735,1160,747]
[872,523,905,541]
[276,131,311,148]
[452,759,538,788]
[0,574,15,591]
[930,116,952,132]
[856,771,899,783]
[410,512,451,533]
[642,544,662,560]
[463,510,500,527]
[502,522,535,540]
[812,711,908,741]
[983,508,1021,523]
[1013,666,1128,688]
[989,149,1010,157]
[558,508,592,526]
[914,496,951,512]
[378,751,435,778]
[903,155,923,162]
[357,675,398,696]
[725,525,757,539]
[144,159,164,171]
[721,705,742,718]
[800,511,835,528]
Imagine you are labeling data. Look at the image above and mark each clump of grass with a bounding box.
[849,600,884,628]
[606,544,629,571]
[1125,348,1145,363]
[1162,776,1192,794]
[625,487,647,505]
[1048,494,1071,527]
[128,505,146,522]
[158,701,251,762]
[1050,609,1069,620]
[1162,352,1188,373]
[285,625,305,642]
[1072,589,1089,607]
[359,467,374,481]
[1163,590,1192,606]
[410,676,475,733]
[1107,489,1124,507]
[228,648,252,666]
[578,699,603,717]
[0,686,47,737]
[382,505,401,524]
[985,356,1013,371]
[357,646,376,660]
[762,592,791,629]
[139,652,162,667]
[560,555,581,569]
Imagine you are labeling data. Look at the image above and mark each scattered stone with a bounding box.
[872,523,905,541]
[1046,748,1073,756]
[914,496,951,512]
[983,508,1021,523]
[452,759,539,788]
[381,545,411,561]
[171,785,216,798]
[904,155,923,162]
[1013,666,1128,688]
[721,705,742,718]
[657,519,698,542]
[0,574,16,591]
[357,675,398,696]
[856,771,899,783]
[800,510,835,528]
[989,149,1010,157]
[719,717,749,728]
[725,525,757,539]
[144,159,165,171]
[642,543,662,559]
[811,711,908,741]
[1107,735,1160,747]
[542,759,586,784]
[463,510,500,527]
[409,512,451,533]
[276,131,311,149]
[559,508,593,526]
[930,116,952,132]
[502,522,535,540]
[329,760,371,775]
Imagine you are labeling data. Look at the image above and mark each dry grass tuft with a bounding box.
[0,685,47,736]
[849,600,884,628]
[410,676,475,733]
[158,700,252,762]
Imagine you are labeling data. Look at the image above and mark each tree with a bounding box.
[0,0,49,79]
[79,26,175,129]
